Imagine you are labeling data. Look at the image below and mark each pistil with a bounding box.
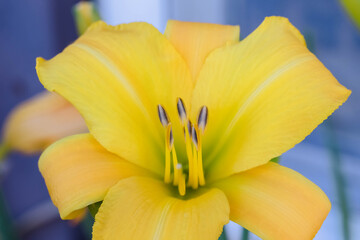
[176,164,186,196]
[184,120,194,186]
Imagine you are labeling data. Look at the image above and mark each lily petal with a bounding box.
[36,21,193,175]
[2,91,87,154]
[39,133,152,219]
[213,162,331,240]
[191,16,351,181]
[93,176,229,240]
[165,20,239,82]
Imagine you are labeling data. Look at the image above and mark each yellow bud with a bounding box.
[72,1,101,35]
[1,92,87,155]
[339,0,360,30]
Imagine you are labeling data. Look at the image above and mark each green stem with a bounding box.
[324,120,350,240]
[80,213,94,240]
[241,228,249,240]
[0,191,18,240]
[0,144,16,239]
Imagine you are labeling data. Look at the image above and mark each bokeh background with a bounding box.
[0,0,359,239]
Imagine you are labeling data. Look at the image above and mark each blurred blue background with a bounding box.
[0,0,359,239]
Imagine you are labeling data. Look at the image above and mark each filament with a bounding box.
[197,130,205,186]
[172,147,179,185]
[164,125,172,184]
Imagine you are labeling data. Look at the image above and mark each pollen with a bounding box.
[157,99,208,196]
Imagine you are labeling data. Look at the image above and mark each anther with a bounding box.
[191,126,199,150]
[187,120,192,137]
[197,106,208,133]
[176,98,187,124]
[157,105,170,127]
[169,127,174,149]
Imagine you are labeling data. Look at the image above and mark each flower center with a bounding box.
[157,98,208,196]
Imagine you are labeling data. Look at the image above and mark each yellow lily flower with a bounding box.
[36,17,350,240]
[1,91,87,155]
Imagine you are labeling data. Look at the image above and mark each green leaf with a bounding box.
[270,156,280,163]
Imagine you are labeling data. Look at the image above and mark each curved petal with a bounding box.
[212,162,331,240]
[2,91,87,154]
[191,16,351,181]
[39,133,153,220]
[36,21,193,175]
[165,20,239,81]
[93,176,229,240]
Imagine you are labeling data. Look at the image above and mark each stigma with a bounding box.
[157,99,208,196]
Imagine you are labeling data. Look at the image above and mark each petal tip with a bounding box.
[35,57,46,73]
[85,20,108,32]
[35,57,47,87]
[262,16,306,45]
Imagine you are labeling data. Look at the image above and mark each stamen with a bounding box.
[169,127,174,149]
[176,164,186,196]
[197,106,208,134]
[157,101,207,190]
[164,125,172,184]
[192,140,199,189]
[187,120,192,138]
[191,126,199,150]
[196,107,207,186]
[157,104,170,127]
[176,98,187,124]
[184,120,193,186]
[172,145,179,186]
[197,128,205,186]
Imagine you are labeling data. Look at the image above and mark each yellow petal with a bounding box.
[213,162,331,240]
[39,133,153,220]
[1,91,87,154]
[165,20,239,82]
[191,16,351,181]
[36,21,193,175]
[93,176,229,240]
